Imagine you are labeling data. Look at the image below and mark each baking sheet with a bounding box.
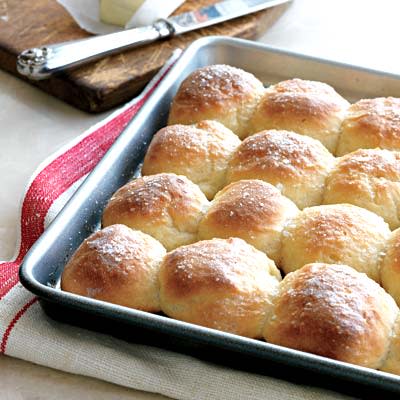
[20,37,400,398]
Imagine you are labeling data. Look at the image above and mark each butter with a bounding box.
[100,0,146,27]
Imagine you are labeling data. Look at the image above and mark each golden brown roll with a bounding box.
[102,173,209,251]
[168,64,265,139]
[280,204,390,282]
[263,263,398,369]
[159,238,281,339]
[336,97,400,156]
[61,224,166,311]
[142,121,241,199]
[198,180,299,262]
[226,130,335,209]
[323,148,400,229]
[250,78,349,153]
[380,229,400,307]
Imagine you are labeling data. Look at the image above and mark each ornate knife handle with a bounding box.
[16,20,174,80]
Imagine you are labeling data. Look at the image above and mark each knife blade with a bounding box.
[17,0,290,80]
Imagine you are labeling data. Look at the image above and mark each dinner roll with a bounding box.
[381,315,400,375]
[323,148,400,229]
[102,173,209,251]
[226,130,335,209]
[380,229,400,306]
[263,263,398,369]
[168,64,265,139]
[159,238,281,338]
[142,121,241,199]
[336,97,400,156]
[61,224,166,311]
[250,78,349,153]
[198,180,299,262]
[280,204,390,282]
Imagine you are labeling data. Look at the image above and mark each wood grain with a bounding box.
[0,0,287,112]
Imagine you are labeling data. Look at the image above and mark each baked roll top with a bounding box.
[61,224,166,312]
[227,129,335,209]
[159,237,281,339]
[280,204,390,282]
[323,148,400,229]
[142,121,240,199]
[102,173,209,251]
[250,78,349,153]
[198,179,299,262]
[336,97,400,156]
[263,263,398,369]
[168,64,265,139]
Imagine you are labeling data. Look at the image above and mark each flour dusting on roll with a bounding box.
[168,64,265,139]
[102,173,209,251]
[227,130,335,209]
[61,224,166,312]
[263,263,398,369]
[159,238,281,339]
[323,148,400,229]
[280,204,390,282]
[142,121,241,199]
[198,179,299,262]
[250,78,349,152]
[336,97,400,156]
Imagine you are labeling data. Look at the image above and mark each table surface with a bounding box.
[1,0,399,398]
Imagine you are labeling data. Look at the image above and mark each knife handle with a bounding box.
[16,20,175,80]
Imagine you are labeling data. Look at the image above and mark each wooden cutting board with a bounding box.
[0,0,287,113]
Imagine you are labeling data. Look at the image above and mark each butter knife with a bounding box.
[16,0,290,80]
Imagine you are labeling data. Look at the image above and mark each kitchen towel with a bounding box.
[0,51,353,400]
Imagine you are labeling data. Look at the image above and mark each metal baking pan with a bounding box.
[20,37,400,398]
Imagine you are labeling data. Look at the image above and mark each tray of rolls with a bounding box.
[20,37,400,397]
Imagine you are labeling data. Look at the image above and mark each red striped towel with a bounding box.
[0,51,180,352]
